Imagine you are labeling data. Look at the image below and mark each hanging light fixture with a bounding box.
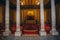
[20,1,24,5]
[35,1,40,5]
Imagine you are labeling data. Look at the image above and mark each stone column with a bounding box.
[39,0,46,36]
[3,0,11,36]
[15,0,21,36]
[50,0,58,35]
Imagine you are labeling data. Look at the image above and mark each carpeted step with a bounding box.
[22,34,39,36]
[22,30,39,36]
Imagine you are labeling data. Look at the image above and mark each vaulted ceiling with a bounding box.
[10,0,49,5]
[0,0,60,9]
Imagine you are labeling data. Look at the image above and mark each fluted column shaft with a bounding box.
[50,0,58,35]
[15,0,21,36]
[3,0,10,36]
[39,0,46,36]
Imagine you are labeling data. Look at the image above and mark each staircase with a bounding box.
[22,30,39,36]
[22,24,39,36]
[11,23,51,36]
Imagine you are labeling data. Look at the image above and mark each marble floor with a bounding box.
[0,35,60,40]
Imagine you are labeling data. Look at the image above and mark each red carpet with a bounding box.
[22,24,39,35]
[11,24,51,35]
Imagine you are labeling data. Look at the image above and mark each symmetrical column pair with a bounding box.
[3,0,58,36]
[3,0,21,36]
[40,0,58,36]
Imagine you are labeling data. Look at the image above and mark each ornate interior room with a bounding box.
[0,0,60,37]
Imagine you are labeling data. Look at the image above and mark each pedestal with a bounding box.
[50,28,58,35]
[15,31,22,36]
[3,31,11,36]
[39,31,46,36]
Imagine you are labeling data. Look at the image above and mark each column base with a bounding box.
[39,31,46,36]
[3,31,11,36]
[15,31,22,36]
[50,30,58,35]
